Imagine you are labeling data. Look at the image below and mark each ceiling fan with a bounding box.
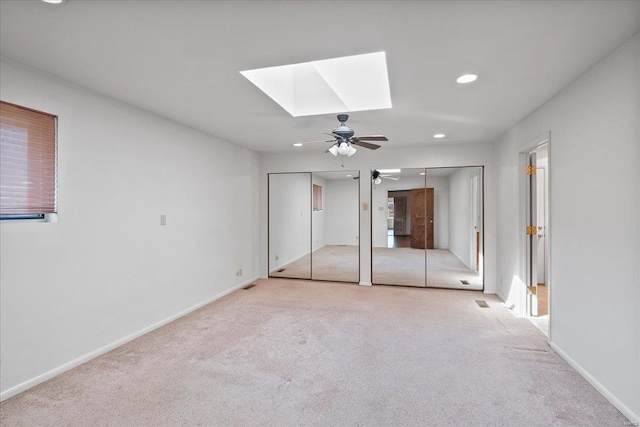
[372,169,399,184]
[298,114,388,157]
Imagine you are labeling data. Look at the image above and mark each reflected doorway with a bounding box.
[372,167,484,290]
[387,192,410,248]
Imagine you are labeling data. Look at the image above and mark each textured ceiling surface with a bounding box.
[1,1,638,152]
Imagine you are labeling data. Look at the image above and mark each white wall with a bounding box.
[268,173,311,270]
[448,167,479,268]
[259,141,496,290]
[426,176,450,250]
[495,35,639,421]
[0,58,260,399]
[325,178,359,246]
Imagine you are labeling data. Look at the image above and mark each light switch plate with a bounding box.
[160,215,167,226]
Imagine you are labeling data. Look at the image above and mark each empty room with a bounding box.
[0,1,638,426]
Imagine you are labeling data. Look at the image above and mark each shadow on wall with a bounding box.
[504,274,527,316]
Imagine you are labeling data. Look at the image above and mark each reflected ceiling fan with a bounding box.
[298,114,388,157]
[372,169,398,184]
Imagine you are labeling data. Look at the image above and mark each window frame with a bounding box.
[0,101,58,221]
[312,184,323,212]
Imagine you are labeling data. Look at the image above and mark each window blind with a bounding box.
[0,101,57,216]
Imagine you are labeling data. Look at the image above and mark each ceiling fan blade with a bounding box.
[383,176,399,180]
[352,140,381,150]
[299,139,334,145]
[323,132,340,139]
[354,135,388,141]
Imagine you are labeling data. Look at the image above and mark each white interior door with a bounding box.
[536,168,546,284]
[526,153,539,316]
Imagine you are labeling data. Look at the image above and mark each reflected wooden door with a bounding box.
[410,188,434,249]
[394,196,407,235]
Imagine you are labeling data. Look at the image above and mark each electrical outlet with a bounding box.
[160,214,166,226]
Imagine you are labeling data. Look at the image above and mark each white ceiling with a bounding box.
[1,1,638,153]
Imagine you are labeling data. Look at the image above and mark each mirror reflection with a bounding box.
[371,167,484,290]
[425,167,484,290]
[311,171,359,282]
[268,171,360,283]
[372,168,427,287]
[269,173,311,279]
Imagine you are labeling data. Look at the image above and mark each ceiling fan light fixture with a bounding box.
[337,142,350,156]
[347,145,357,157]
[374,177,382,185]
[328,144,339,156]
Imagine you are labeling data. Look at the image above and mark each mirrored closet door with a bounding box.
[311,171,360,282]
[269,173,312,279]
[425,167,483,290]
[371,168,426,287]
[268,171,360,283]
[371,167,484,290]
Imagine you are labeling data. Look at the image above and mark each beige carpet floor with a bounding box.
[271,245,482,290]
[270,245,359,282]
[373,247,482,289]
[0,279,628,426]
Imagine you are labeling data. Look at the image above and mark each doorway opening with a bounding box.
[523,140,551,337]
[387,191,410,248]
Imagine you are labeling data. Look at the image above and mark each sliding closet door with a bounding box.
[371,168,426,287]
[425,167,483,290]
[311,171,359,283]
[268,173,311,279]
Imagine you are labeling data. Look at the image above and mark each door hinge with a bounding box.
[527,285,537,295]
[526,225,537,235]
[526,165,536,175]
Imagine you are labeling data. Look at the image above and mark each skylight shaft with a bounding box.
[240,52,392,117]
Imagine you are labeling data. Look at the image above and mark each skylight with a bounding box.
[240,52,392,117]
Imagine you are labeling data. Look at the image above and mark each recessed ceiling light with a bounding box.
[292,143,303,147]
[347,174,352,177]
[419,172,426,176]
[241,52,392,117]
[42,0,66,4]
[456,74,477,84]
[378,169,401,174]
[433,133,446,138]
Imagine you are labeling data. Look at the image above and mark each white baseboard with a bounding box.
[269,251,310,274]
[495,291,507,303]
[549,342,639,423]
[359,281,372,286]
[0,276,259,402]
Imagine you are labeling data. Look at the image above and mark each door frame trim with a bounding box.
[518,132,552,343]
